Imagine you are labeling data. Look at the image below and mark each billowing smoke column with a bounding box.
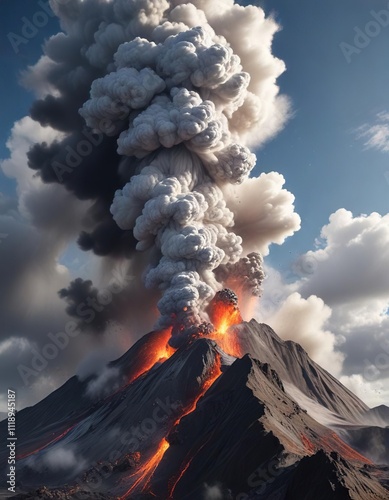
[25,0,299,344]
[77,1,284,343]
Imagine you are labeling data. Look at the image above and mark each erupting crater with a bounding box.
[207,288,244,357]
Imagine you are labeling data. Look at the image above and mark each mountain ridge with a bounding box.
[1,321,388,499]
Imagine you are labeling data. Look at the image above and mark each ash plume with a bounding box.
[24,0,300,339]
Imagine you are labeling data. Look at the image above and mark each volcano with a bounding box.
[1,314,388,499]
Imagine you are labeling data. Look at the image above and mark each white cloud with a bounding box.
[255,267,343,376]
[257,266,298,317]
[258,209,389,407]
[20,56,60,99]
[358,111,389,153]
[264,292,343,376]
[339,374,389,409]
[1,116,61,195]
[299,209,389,305]
[224,172,301,257]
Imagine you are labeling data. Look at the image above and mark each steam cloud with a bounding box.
[23,0,300,343]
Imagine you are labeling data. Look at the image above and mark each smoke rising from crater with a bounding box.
[25,0,300,337]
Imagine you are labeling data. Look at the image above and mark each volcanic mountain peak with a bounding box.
[1,320,388,499]
[234,319,370,422]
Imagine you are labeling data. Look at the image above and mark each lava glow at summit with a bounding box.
[207,288,244,357]
[114,290,244,497]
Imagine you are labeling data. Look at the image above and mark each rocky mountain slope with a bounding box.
[1,321,388,499]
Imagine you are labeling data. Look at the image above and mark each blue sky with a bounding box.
[258,0,389,270]
[1,0,389,408]
[0,0,60,194]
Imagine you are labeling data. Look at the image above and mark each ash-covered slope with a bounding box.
[1,321,388,499]
[2,338,221,492]
[233,320,389,470]
[235,320,370,422]
[147,354,380,499]
[0,329,173,459]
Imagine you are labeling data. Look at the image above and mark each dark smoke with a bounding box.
[22,0,300,339]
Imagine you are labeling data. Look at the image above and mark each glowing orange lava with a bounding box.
[167,356,222,497]
[208,301,243,357]
[168,456,194,498]
[126,328,175,386]
[120,356,223,498]
[118,438,170,499]
[174,355,222,425]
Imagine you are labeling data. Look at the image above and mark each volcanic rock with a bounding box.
[1,321,388,499]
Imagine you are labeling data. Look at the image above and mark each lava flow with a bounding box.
[118,438,170,500]
[119,355,222,499]
[207,289,243,357]
[174,354,222,425]
[125,327,175,386]
[165,355,222,498]
[116,291,239,498]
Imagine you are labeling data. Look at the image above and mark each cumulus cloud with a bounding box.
[331,307,389,383]
[294,210,389,398]
[223,172,301,256]
[298,209,389,305]
[258,209,389,406]
[339,374,389,409]
[262,291,343,376]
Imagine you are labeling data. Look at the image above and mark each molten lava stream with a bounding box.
[126,328,175,386]
[118,438,170,500]
[167,356,222,498]
[119,356,223,499]
[174,355,222,425]
[18,332,175,463]
[208,300,243,357]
